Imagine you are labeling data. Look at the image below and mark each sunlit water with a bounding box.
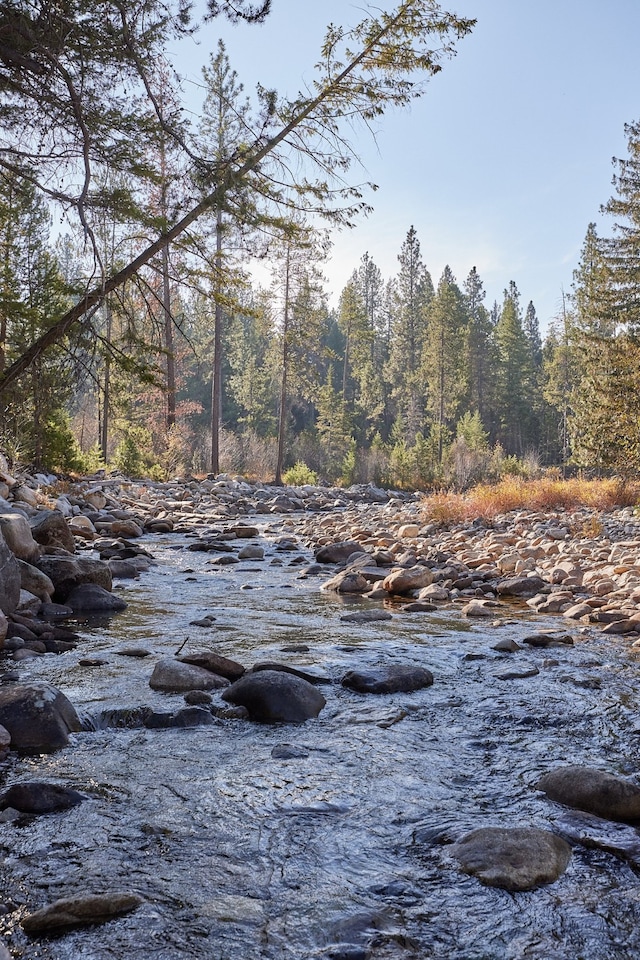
[2,517,640,959]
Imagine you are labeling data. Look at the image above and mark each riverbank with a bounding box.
[2,469,640,957]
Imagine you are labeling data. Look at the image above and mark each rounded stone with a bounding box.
[450,826,571,891]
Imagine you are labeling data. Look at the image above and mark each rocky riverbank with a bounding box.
[2,462,640,944]
[1,462,640,664]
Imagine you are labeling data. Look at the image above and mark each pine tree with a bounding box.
[463,266,496,433]
[494,282,536,456]
[387,226,433,442]
[423,265,468,462]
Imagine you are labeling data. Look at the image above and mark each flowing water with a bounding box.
[2,516,640,958]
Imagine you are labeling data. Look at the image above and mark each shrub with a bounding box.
[282,461,318,486]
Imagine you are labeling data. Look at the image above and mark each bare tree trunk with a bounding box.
[100,300,112,461]
[162,242,176,429]
[275,245,291,485]
[210,207,223,474]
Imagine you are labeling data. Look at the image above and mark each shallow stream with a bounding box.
[3,516,640,958]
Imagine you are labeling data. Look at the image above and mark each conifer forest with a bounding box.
[1,1,639,488]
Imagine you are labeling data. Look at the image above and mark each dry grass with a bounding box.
[421,477,640,525]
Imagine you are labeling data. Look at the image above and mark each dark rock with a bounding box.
[342,664,433,695]
[184,690,213,706]
[271,744,310,759]
[36,555,112,602]
[496,576,547,597]
[401,601,437,613]
[65,583,127,613]
[522,633,573,647]
[315,541,364,564]
[39,602,73,620]
[537,765,640,822]
[0,681,82,753]
[144,706,215,729]
[22,892,143,934]
[222,670,325,723]
[179,651,245,682]
[492,638,522,653]
[450,826,571,891]
[0,781,84,813]
[340,610,393,624]
[249,661,330,685]
[149,658,230,692]
[494,666,539,680]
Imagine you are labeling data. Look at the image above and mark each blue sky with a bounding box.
[173,1,640,330]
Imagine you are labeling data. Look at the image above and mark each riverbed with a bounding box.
[2,516,640,959]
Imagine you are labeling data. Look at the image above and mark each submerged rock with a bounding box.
[0,781,84,814]
[22,892,143,934]
[537,766,640,822]
[342,664,434,695]
[450,826,571,891]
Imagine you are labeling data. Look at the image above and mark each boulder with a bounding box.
[0,781,84,813]
[321,571,370,594]
[496,576,547,597]
[110,519,144,538]
[17,560,54,602]
[149,658,230,692]
[65,583,127,613]
[537,765,640,822]
[30,510,75,553]
[36,555,112,602]
[22,892,143,934]
[0,682,82,753]
[450,826,571,891]
[0,532,20,614]
[382,566,434,595]
[0,512,40,562]
[341,664,434,694]
[221,670,325,723]
[179,651,245,682]
[315,541,364,564]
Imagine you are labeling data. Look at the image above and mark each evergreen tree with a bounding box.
[494,282,536,456]
[463,266,496,433]
[387,226,433,442]
[423,265,468,462]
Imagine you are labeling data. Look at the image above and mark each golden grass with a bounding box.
[421,478,640,525]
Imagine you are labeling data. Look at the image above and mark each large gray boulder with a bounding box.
[35,555,112,602]
[222,670,326,723]
[0,531,20,614]
[0,682,82,753]
[450,826,571,891]
[537,765,640,822]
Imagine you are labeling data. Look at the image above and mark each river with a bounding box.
[2,515,640,959]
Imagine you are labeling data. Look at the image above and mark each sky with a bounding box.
[171,0,640,331]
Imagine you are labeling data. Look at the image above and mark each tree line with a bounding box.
[0,3,638,486]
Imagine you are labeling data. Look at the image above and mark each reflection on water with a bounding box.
[2,523,640,958]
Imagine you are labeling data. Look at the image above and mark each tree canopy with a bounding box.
[0,0,475,392]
